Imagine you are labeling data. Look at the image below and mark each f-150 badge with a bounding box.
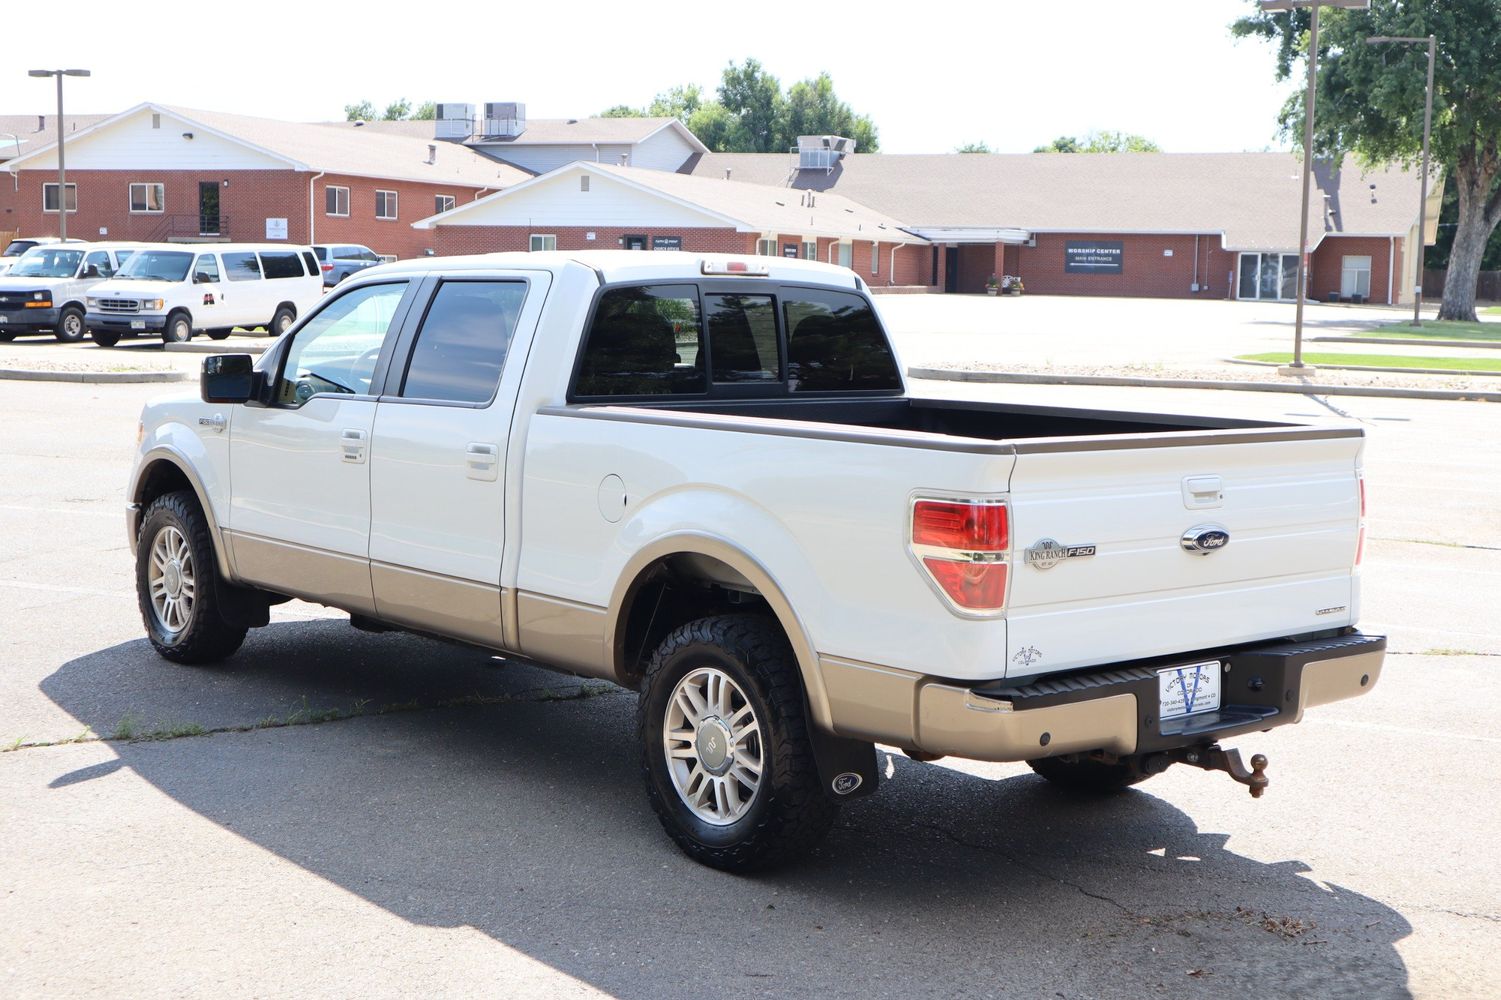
[1025,538,1097,570]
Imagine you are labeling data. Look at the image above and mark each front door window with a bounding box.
[277,282,408,404]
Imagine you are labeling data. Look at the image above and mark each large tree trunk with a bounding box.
[1439,151,1501,322]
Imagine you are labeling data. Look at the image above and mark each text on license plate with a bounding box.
[1157,660,1222,721]
[130,320,146,329]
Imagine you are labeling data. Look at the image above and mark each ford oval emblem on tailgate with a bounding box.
[1181,525,1230,555]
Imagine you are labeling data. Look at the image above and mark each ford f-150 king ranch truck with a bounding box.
[126,251,1384,871]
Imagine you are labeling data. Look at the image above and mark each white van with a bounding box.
[0,242,144,342]
[86,243,323,346]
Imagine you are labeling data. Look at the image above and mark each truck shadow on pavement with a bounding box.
[41,621,1414,1000]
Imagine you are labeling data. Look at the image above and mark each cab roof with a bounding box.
[344,250,863,290]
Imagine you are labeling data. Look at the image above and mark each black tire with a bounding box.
[91,329,121,348]
[161,311,193,344]
[269,306,295,336]
[0,330,16,342]
[638,614,836,872]
[207,328,232,341]
[1027,754,1155,794]
[54,305,85,343]
[135,490,247,664]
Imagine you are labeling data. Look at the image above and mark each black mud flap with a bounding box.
[214,579,271,629]
[807,721,879,801]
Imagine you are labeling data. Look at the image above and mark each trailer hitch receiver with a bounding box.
[1171,744,1269,798]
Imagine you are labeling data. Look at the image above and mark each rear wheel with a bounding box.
[639,614,836,872]
[269,306,295,336]
[1027,753,1155,794]
[91,329,121,348]
[54,306,85,343]
[135,490,246,663]
[161,312,192,344]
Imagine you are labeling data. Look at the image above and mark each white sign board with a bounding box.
[265,218,288,240]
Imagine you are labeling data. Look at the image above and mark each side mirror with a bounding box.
[201,354,261,404]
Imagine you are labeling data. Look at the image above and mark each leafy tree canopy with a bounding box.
[1231,0,1501,320]
[1034,131,1161,153]
[956,142,993,154]
[343,99,436,122]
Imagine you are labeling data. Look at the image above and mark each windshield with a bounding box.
[2,242,36,258]
[9,248,84,278]
[117,250,193,282]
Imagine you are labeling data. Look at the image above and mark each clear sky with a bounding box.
[4,0,1294,155]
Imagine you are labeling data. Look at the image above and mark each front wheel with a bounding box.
[1027,753,1155,794]
[54,306,85,343]
[135,491,247,663]
[161,312,193,343]
[638,615,836,872]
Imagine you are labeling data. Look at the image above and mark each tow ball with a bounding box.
[1160,744,1270,798]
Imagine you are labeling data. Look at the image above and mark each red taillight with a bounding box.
[910,498,1010,613]
[321,263,334,272]
[912,499,1008,551]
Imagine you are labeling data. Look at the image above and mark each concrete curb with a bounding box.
[0,367,191,384]
[907,366,1501,403]
[1225,357,1501,378]
[1310,335,1501,350]
[164,340,271,355]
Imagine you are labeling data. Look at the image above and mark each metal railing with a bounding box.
[148,214,232,241]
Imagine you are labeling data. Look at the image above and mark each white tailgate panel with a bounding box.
[1006,435,1361,676]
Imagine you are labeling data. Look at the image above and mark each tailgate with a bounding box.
[1004,429,1363,677]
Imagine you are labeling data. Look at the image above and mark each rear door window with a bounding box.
[398,281,528,404]
[259,251,304,280]
[706,293,780,383]
[573,285,705,397]
[783,289,901,392]
[222,252,263,282]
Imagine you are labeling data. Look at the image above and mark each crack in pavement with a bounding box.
[2,682,628,754]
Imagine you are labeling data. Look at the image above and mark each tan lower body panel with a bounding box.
[916,684,1138,762]
[227,530,377,616]
[1295,649,1384,722]
[820,656,920,746]
[370,562,504,649]
[516,591,614,680]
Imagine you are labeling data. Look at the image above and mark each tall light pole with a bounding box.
[1259,0,1370,374]
[1367,34,1436,327]
[27,69,91,241]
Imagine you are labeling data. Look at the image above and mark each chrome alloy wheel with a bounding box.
[147,525,195,634]
[663,667,764,826]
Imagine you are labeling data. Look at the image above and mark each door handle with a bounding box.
[466,442,499,481]
[341,428,368,464]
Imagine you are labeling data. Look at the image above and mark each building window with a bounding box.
[1341,256,1373,300]
[129,183,165,214]
[802,241,817,261]
[530,234,556,252]
[435,194,456,214]
[756,238,777,257]
[835,242,853,269]
[871,244,878,276]
[580,175,590,192]
[42,183,77,214]
[325,186,350,217]
[151,113,161,129]
[375,190,398,220]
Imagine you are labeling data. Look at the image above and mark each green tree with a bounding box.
[1233,0,1501,321]
[412,101,437,121]
[956,142,993,154]
[686,102,739,152]
[344,100,376,122]
[1034,131,1160,153]
[599,104,643,118]
[383,98,412,121]
[717,58,784,152]
[780,73,880,152]
[647,84,706,122]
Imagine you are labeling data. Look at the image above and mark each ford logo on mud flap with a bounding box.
[831,772,863,795]
[1181,525,1230,555]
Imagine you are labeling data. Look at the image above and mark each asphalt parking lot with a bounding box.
[1,372,1498,998]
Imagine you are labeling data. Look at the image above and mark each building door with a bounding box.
[198,182,221,236]
[944,247,959,293]
[624,234,647,250]
[1237,252,1299,300]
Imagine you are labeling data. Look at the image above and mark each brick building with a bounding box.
[415,161,928,284]
[685,151,1437,304]
[0,104,529,259]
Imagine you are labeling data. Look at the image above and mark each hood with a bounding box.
[0,273,74,291]
[90,279,175,298]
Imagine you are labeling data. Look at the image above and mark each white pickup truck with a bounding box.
[126,251,1383,871]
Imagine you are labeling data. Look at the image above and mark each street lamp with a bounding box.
[1367,34,1437,327]
[1258,0,1370,375]
[27,68,91,241]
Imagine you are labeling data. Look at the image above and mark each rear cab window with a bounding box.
[570,281,899,401]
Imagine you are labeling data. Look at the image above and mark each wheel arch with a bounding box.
[606,533,834,732]
[129,448,233,580]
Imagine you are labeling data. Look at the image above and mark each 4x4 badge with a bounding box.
[1024,538,1097,570]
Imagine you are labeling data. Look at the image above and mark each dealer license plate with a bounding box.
[130,320,146,330]
[1158,660,1222,721]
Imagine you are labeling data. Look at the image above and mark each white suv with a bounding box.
[87,243,323,346]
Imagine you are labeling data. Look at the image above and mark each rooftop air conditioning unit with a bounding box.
[434,103,474,140]
[796,134,855,173]
[483,101,526,139]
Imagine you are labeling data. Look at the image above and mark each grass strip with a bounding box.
[1239,352,1501,373]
